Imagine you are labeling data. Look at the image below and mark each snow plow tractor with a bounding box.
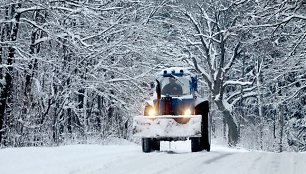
[133,67,210,153]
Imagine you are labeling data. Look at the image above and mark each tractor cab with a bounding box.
[152,68,198,116]
[155,67,198,97]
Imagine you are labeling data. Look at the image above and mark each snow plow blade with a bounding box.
[133,115,202,138]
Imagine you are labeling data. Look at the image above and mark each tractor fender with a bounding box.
[194,99,210,152]
[195,100,209,113]
[195,97,209,109]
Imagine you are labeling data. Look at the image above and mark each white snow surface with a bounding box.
[0,140,305,174]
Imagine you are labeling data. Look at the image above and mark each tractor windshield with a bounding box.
[160,76,190,96]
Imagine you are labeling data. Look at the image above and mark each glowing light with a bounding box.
[148,108,156,118]
[184,109,191,117]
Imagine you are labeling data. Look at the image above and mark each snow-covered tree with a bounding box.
[179,1,257,146]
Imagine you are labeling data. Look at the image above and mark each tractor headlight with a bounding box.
[148,108,156,118]
[184,109,191,117]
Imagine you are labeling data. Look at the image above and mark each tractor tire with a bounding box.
[143,105,159,153]
[195,100,211,152]
[142,138,152,153]
[205,143,211,152]
[202,101,210,152]
[191,137,202,152]
[152,138,160,151]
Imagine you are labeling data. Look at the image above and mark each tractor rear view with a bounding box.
[133,67,210,153]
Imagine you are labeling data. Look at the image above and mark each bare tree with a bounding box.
[180,1,257,146]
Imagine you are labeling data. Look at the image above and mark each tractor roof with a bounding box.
[157,67,195,77]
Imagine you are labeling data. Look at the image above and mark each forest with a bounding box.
[0,0,305,152]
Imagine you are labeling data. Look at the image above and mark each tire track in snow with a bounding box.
[270,154,281,174]
[151,152,213,174]
[203,152,233,164]
[152,151,235,174]
[245,153,266,174]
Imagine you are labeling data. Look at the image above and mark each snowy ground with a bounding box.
[0,140,305,174]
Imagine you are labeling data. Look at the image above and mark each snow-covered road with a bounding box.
[0,141,305,174]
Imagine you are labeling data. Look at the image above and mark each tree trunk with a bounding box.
[0,3,21,144]
[238,53,246,139]
[279,105,284,152]
[223,116,227,140]
[256,58,264,150]
[215,100,239,146]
